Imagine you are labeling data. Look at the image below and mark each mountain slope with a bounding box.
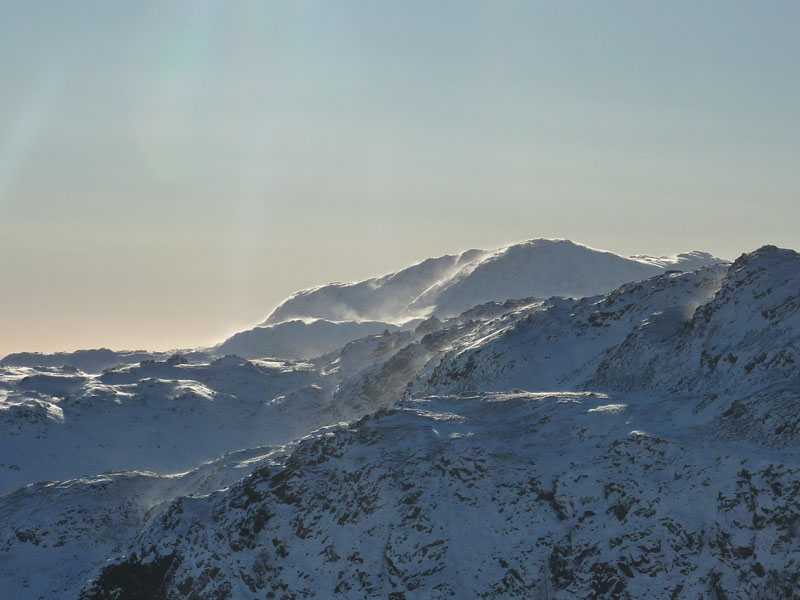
[71,246,800,599]
[0,356,329,492]
[263,251,488,325]
[0,349,210,374]
[79,391,800,600]
[214,319,399,360]
[0,444,292,600]
[5,243,800,600]
[263,239,724,325]
[590,245,800,395]
[407,240,720,319]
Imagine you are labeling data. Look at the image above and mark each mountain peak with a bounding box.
[262,238,726,326]
[732,244,799,268]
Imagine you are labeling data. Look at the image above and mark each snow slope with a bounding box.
[590,245,800,395]
[213,319,399,360]
[264,238,724,325]
[1,239,720,372]
[212,238,722,364]
[79,390,800,599]
[414,264,729,396]
[0,349,212,374]
[0,356,330,492]
[263,250,489,325]
[73,245,800,599]
[4,242,800,600]
[0,444,293,600]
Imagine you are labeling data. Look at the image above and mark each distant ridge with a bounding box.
[1,238,726,364]
[263,238,725,325]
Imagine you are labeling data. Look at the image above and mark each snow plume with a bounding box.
[261,238,726,326]
[262,251,477,325]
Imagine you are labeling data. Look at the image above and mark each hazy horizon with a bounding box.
[2,1,799,357]
[0,234,764,357]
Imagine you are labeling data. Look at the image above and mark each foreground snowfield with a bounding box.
[2,241,799,599]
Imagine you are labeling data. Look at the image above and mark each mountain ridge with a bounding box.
[4,241,799,600]
[263,238,726,326]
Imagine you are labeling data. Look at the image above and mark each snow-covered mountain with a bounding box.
[0,356,329,492]
[0,239,723,370]
[214,238,723,363]
[263,238,723,325]
[213,319,399,360]
[589,245,800,395]
[79,391,800,600]
[3,241,800,600]
[0,349,213,374]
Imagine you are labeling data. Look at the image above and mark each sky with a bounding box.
[1,0,799,357]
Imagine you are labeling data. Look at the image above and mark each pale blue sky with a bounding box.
[1,1,798,355]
